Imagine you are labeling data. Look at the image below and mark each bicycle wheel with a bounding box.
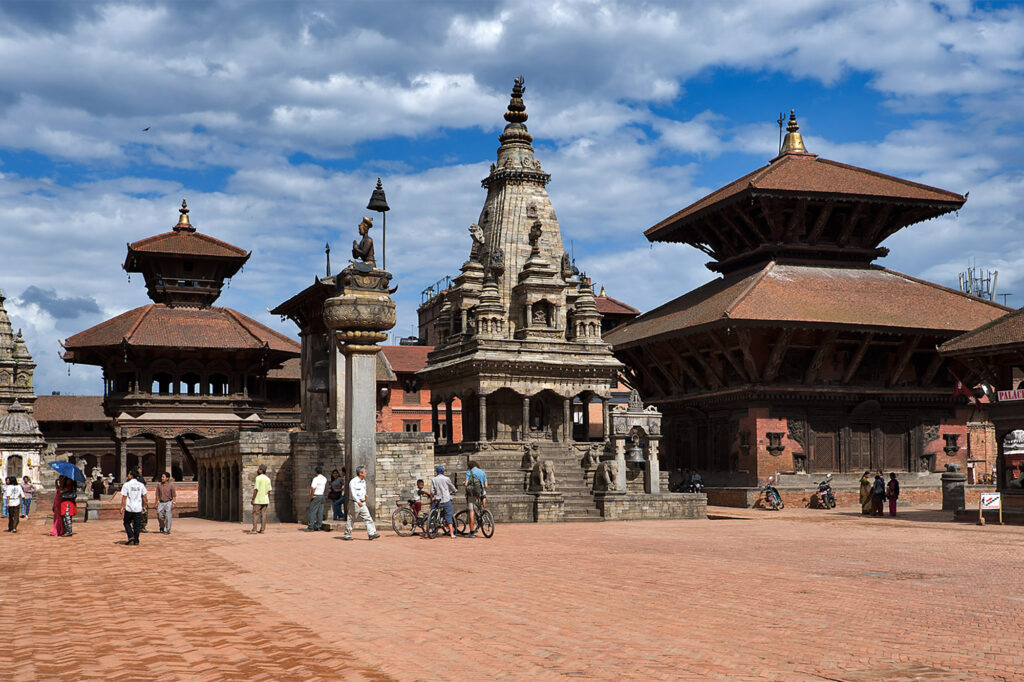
[426,508,442,539]
[479,509,495,538]
[392,507,416,537]
[453,509,468,536]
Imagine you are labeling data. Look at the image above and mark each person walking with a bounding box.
[431,464,458,539]
[464,460,487,538]
[870,472,886,517]
[342,465,379,541]
[887,473,900,517]
[251,464,271,534]
[20,476,33,519]
[5,477,23,533]
[328,469,346,521]
[120,468,148,545]
[156,472,176,534]
[91,474,105,500]
[305,466,327,532]
[106,473,115,495]
[859,471,872,516]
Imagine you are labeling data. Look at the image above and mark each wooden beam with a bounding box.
[665,343,708,392]
[681,336,724,389]
[757,196,781,240]
[886,335,921,387]
[921,352,944,387]
[731,205,768,243]
[763,328,793,383]
[736,328,760,383]
[642,343,685,395]
[806,201,835,244]
[625,348,668,399]
[863,204,893,244]
[842,332,874,384]
[718,211,755,250]
[783,199,808,241]
[837,203,866,247]
[803,330,839,384]
[708,330,751,382]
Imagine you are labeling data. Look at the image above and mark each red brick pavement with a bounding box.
[1,507,1023,680]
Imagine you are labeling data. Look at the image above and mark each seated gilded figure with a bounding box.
[351,216,375,268]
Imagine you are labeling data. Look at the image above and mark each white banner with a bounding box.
[980,492,1001,510]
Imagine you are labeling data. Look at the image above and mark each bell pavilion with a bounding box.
[62,200,300,482]
[606,112,1008,491]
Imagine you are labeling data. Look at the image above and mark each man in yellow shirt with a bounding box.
[251,465,272,534]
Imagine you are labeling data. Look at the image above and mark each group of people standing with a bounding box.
[429,460,488,538]
[860,471,900,517]
[119,468,177,544]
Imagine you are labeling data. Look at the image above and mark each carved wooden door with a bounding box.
[849,424,872,471]
[882,423,907,471]
[811,433,835,472]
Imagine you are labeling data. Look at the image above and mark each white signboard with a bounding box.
[997,389,1024,402]
[980,492,1001,510]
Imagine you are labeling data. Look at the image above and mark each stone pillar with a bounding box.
[581,394,591,441]
[197,466,205,517]
[115,437,127,483]
[645,440,661,494]
[220,466,229,521]
[156,437,170,478]
[343,344,380,517]
[431,400,440,443]
[445,399,454,445]
[230,465,240,522]
[562,397,571,443]
[478,394,488,443]
[601,398,610,439]
[614,437,627,493]
[328,331,345,431]
[522,396,530,438]
[941,467,968,511]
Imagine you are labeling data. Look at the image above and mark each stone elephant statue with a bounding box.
[530,460,556,492]
[592,460,618,492]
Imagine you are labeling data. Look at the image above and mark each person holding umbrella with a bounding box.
[48,461,84,537]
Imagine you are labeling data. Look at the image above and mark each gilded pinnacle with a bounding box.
[175,198,192,230]
[779,108,808,155]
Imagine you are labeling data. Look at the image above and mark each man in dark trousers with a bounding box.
[120,468,148,545]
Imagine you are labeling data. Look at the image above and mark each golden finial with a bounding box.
[175,198,193,230]
[778,109,807,155]
[599,285,606,297]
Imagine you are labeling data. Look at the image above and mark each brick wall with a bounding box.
[375,431,435,517]
[597,492,706,520]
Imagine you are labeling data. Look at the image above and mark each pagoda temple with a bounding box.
[606,111,1008,487]
[419,79,623,522]
[62,200,299,481]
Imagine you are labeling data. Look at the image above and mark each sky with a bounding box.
[0,0,1021,395]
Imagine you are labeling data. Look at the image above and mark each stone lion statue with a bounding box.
[592,460,618,492]
[530,460,556,492]
[582,444,601,469]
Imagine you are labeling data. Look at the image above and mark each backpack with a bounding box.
[465,470,484,498]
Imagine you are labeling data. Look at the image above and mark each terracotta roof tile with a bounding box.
[595,295,640,316]
[607,263,1008,348]
[645,154,965,241]
[940,308,1024,355]
[127,230,249,259]
[381,345,433,374]
[33,395,107,422]
[267,357,301,380]
[65,304,300,355]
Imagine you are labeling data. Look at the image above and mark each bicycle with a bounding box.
[391,498,430,537]
[454,506,494,538]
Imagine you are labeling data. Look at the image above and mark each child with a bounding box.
[411,479,430,517]
[6,476,24,533]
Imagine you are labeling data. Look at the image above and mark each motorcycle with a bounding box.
[688,479,704,494]
[816,474,836,509]
[760,477,784,510]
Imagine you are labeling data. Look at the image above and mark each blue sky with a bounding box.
[0,0,1021,395]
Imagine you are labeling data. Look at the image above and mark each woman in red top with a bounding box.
[48,476,77,536]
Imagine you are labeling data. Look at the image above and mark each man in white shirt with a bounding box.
[305,466,328,531]
[119,468,148,545]
[342,465,379,541]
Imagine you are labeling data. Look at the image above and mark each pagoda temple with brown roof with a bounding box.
[606,111,1008,489]
[61,200,300,482]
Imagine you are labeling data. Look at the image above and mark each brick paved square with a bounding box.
[2,507,1022,680]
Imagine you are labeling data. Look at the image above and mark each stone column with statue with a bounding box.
[323,216,396,526]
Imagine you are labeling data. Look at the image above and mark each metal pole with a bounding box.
[382,211,386,270]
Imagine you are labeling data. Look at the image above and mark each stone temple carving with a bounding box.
[531,460,556,492]
[351,216,375,268]
[592,460,618,492]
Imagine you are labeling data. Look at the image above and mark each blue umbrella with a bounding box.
[49,461,85,483]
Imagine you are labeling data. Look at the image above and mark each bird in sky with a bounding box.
[142,127,150,132]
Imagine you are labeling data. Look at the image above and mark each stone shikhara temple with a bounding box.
[0,291,46,485]
[607,112,1007,496]
[420,79,702,522]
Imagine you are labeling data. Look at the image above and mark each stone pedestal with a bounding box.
[533,491,564,522]
[941,469,968,511]
[644,449,660,494]
[323,265,396,522]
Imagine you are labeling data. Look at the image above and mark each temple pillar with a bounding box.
[197,466,205,517]
[445,399,454,445]
[601,397,610,439]
[479,394,488,443]
[431,400,440,443]
[562,397,571,443]
[328,331,345,431]
[156,437,170,478]
[523,396,530,438]
[115,437,127,483]
[581,393,591,441]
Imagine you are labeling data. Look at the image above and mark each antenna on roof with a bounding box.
[325,242,331,277]
[777,112,785,155]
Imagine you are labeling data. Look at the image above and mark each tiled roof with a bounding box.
[645,154,965,241]
[381,345,433,374]
[267,357,300,380]
[595,295,639,316]
[940,308,1024,355]
[65,304,300,355]
[127,230,249,259]
[33,395,107,422]
[606,262,1008,349]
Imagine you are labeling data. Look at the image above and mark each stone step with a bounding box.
[564,514,604,522]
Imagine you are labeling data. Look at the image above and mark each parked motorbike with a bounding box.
[688,479,705,494]
[816,474,836,509]
[760,477,784,510]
